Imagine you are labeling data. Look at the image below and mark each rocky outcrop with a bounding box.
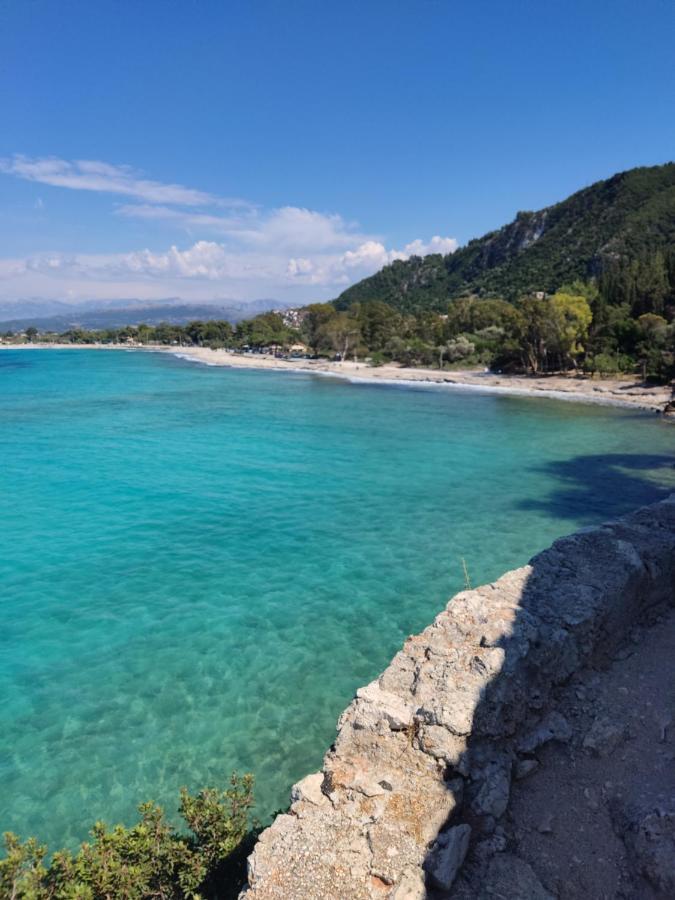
[239,496,675,899]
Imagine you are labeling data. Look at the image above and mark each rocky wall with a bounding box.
[239,496,675,899]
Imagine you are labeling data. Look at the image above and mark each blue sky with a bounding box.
[1,0,674,307]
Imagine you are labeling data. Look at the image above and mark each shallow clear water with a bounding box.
[1,348,673,847]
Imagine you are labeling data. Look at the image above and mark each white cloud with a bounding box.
[236,207,367,251]
[341,240,407,270]
[283,235,457,288]
[286,257,314,277]
[115,203,253,232]
[0,230,458,304]
[0,230,457,301]
[0,153,458,304]
[403,235,458,256]
[121,242,230,279]
[118,202,370,252]
[0,155,251,209]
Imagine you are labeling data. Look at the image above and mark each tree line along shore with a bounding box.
[3,268,675,388]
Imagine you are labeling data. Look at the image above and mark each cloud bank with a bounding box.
[0,155,457,305]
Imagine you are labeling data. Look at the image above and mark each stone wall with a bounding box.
[239,496,675,898]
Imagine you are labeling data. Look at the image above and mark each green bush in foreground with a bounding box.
[0,773,255,900]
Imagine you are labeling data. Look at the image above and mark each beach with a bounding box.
[2,343,669,413]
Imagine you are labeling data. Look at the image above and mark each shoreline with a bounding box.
[1,342,671,413]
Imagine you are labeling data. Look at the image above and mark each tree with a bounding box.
[413,312,444,346]
[446,297,519,337]
[636,313,672,381]
[516,292,591,373]
[62,328,90,344]
[634,252,669,316]
[25,327,38,343]
[235,313,294,350]
[315,312,361,360]
[301,304,337,353]
[442,336,476,366]
[354,301,403,352]
[186,320,234,348]
[548,292,593,369]
[515,296,551,373]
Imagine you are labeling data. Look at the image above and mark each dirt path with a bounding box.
[452,610,675,899]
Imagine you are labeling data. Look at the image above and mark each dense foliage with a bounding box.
[302,277,674,381]
[334,162,675,312]
[0,774,255,900]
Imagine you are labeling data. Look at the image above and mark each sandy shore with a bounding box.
[2,343,671,413]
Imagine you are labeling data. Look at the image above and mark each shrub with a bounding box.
[585,352,635,376]
[0,773,255,900]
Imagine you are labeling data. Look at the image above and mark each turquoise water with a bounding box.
[1,348,674,848]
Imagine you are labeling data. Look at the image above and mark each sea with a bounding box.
[1,348,673,847]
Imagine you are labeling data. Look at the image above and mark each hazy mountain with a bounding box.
[0,298,290,331]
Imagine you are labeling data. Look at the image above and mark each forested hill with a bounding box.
[334,162,675,313]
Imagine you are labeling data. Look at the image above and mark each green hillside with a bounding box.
[334,162,675,313]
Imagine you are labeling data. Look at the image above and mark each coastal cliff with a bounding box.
[238,496,675,898]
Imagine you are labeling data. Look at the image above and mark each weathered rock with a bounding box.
[481,853,555,899]
[246,814,373,899]
[514,758,540,780]
[517,711,573,753]
[624,809,675,894]
[424,824,471,892]
[472,758,512,819]
[389,868,425,900]
[417,724,468,771]
[352,682,414,731]
[583,715,626,757]
[290,772,326,807]
[448,853,555,900]
[364,778,463,888]
[473,831,508,863]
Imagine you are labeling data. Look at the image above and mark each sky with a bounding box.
[1,0,674,309]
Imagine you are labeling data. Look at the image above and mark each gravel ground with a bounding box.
[452,609,675,899]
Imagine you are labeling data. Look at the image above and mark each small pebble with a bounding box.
[537,812,554,834]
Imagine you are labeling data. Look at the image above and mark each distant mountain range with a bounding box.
[334,162,675,313]
[0,298,290,332]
